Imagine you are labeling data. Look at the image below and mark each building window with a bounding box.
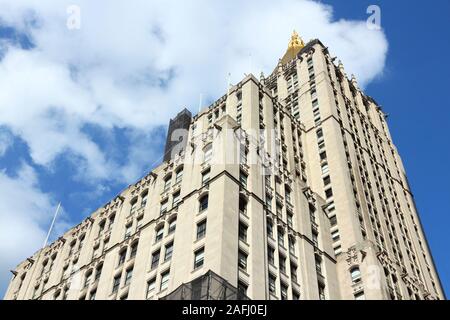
[160,200,168,215]
[108,214,115,230]
[325,188,333,199]
[293,291,300,300]
[315,256,322,274]
[318,284,326,300]
[155,227,164,243]
[95,264,103,281]
[239,171,248,188]
[168,219,177,235]
[201,169,211,186]
[141,190,148,208]
[291,264,298,283]
[164,242,174,262]
[240,144,248,165]
[124,224,132,240]
[267,219,273,237]
[354,291,365,300]
[125,267,133,286]
[118,249,126,266]
[281,283,288,300]
[204,144,213,163]
[199,195,209,212]
[330,215,337,227]
[350,267,362,284]
[321,162,329,175]
[239,222,248,242]
[279,255,286,273]
[194,247,205,269]
[278,227,285,247]
[237,281,248,299]
[98,220,105,236]
[239,197,247,215]
[84,270,92,288]
[288,236,296,255]
[268,246,275,265]
[151,250,160,270]
[172,191,181,207]
[130,242,138,259]
[287,213,293,227]
[323,175,331,186]
[163,175,171,192]
[89,289,96,300]
[146,278,156,298]
[160,270,170,291]
[175,168,183,184]
[112,275,121,293]
[130,198,138,213]
[197,220,207,240]
[331,229,340,242]
[269,274,276,294]
[238,250,248,271]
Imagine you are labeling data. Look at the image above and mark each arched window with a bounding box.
[350,267,362,284]
[199,194,209,212]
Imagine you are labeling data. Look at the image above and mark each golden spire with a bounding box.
[288,30,304,50]
[281,30,305,64]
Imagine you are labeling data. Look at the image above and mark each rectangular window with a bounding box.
[172,191,181,207]
[194,248,205,269]
[160,270,170,291]
[175,169,183,184]
[168,219,176,235]
[124,267,133,286]
[267,220,273,237]
[151,250,160,270]
[323,175,331,186]
[112,275,121,293]
[118,250,126,266]
[279,255,286,273]
[124,224,132,240]
[146,278,156,298]
[155,228,164,242]
[130,243,138,259]
[330,215,337,227]
[332,230,340,242]
[287,213,293,227]
[355,291,365,300]
[163,177,171,192]
[291,264,298,282]
[238,250,247,271]
[202,169,210,186]
[204,145,213,163]
[281,283,288,300]
[238,222,248,242]
[164,242,173,262]
[325,188,333,199]
[239,171,248,187]
[196,220,207,240]
[160,200,168,215]
[268,246,275,265]
[269,274,276,294]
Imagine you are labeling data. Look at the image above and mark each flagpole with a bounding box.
[43,202,61,249]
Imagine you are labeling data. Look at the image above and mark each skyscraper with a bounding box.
[4,32,444,300]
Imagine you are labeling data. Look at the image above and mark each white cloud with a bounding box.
[0,0,388,181]
[0,164,71,296]
[0,128,13,156]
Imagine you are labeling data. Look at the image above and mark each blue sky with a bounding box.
[0,0,448,298]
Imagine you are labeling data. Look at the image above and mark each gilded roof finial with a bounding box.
[280,30,305,64]
[288,30,304,49]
